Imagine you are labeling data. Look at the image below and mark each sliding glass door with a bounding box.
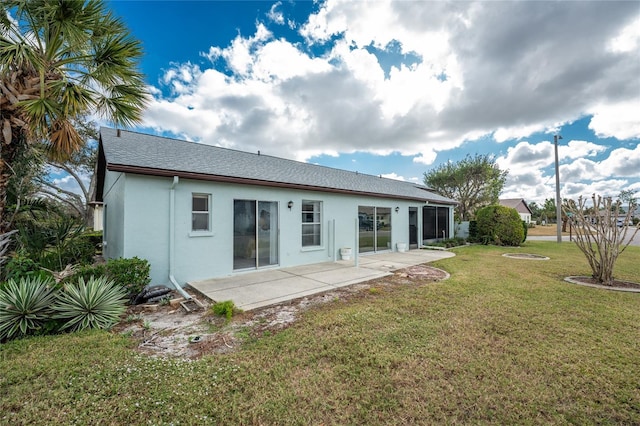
[233,200,279,270]
[358,206,392,254]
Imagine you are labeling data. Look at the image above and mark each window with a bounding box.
[192,194,210,232]
[301,200,321,247]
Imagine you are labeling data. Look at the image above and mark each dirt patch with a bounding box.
[565,276,640,292]
[113,264,449,359]
[502,253,550,260]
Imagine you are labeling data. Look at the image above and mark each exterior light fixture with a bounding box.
[287,201,293,210]
[554,134,563,243]
[395,206,399,213]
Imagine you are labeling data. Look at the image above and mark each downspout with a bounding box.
[169,176,192,300]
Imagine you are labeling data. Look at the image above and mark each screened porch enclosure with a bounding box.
[422,205,449,242]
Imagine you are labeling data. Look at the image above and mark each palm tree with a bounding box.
[0,0,148,233]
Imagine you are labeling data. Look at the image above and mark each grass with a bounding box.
[527,224,570,236]
[1,242,639,425]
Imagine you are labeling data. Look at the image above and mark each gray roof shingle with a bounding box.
[99,127,456,204]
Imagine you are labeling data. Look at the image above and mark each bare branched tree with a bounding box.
[564,194,639,285]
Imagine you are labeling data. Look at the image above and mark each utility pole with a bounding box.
[554,134,563,243]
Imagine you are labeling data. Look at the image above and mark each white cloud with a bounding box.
[140,0,639,171]
[588,100,640,140]
[267,2,285,25]
[608,16,640,53]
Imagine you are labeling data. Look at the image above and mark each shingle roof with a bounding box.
[98,127,456,204]
[499,198,532,214]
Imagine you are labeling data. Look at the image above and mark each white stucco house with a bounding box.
[94,128,456,287]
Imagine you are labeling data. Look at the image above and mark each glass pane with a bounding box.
[409,208,418,245]
[423,206,437,240]
[437,207,448,239]
[234,200,256,270]
[258,201,278,267]
[376,207,391,251]
[192,195,208,212]
[192,213,209,231]
[302,224,321,246]
[358,206,375,253]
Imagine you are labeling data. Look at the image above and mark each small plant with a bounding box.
[53,276,128,332]
[212,300,241,321]
[142,320,151,331]
[125,314,142,323]
[0,276,57,341]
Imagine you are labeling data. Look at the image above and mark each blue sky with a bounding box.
[99,0,639,206]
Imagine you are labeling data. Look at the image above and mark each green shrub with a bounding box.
[1,252,53,283]
[0,276,57,341]
[15,216,96,271]
[212,300,241,321]
[522,221,528,242]
[468,220,479,243]
[102,257,150,297]
[62,257,150,299]
[52,276,128,332]
[79,231,103,255]
[476,205,525,246]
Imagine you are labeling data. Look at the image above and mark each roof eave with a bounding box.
[107,163,456,205]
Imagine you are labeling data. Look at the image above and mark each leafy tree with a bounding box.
[528,201,541,222]
[618,190,637,215]
[0,0,148,233]
[564,194,639,285]
[540,198,557,223]
[424,154,507,221]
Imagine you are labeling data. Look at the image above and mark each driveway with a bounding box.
[188,249,454,311]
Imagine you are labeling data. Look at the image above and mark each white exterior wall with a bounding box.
[104,173,453,286]
[102,171,125,260]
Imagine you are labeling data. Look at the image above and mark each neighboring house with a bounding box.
[94,128,457,286]
[499,198,532,223]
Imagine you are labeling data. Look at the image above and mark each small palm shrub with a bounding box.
[0,276,57,341]
[53,277,128,332]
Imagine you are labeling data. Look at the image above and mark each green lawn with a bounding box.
[1,242,639,425]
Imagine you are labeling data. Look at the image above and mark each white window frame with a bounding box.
[191,193,211,233]
[301,200,322,248]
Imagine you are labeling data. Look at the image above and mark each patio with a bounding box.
[188,249,455,311]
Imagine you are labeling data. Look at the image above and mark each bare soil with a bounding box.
[567,276,640,290]
[113,265,448,359]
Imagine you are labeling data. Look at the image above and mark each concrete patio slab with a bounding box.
[188,249,454,311]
